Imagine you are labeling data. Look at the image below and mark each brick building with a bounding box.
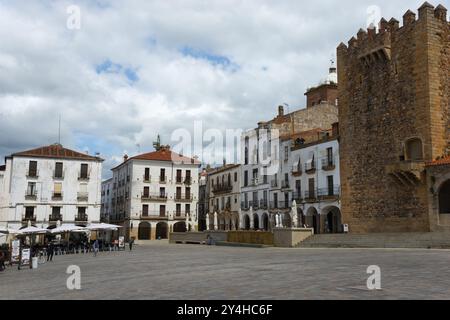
[337,2,449,233]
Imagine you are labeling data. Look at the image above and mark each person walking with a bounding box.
[129,238,134,251]
[47,242,54,262]
[93,240,99,257]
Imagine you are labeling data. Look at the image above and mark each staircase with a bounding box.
[298,232,450,249]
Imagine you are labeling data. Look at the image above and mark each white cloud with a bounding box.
[0,0,433,177]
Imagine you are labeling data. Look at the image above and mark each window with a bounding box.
[51,207,61,219]
[185,187,191,199]
[176,169,182,183]
[160,169,166,182]
[159,205,166,217]
[142,205,149,217]
[327,147,333,165]
[284,146,289,161]
[234,172,238,182]
[176,204,181,216]
[327,175,334,196]
[274,193,278,208]
[160,187,166,198]
[185,170,191,183]
[308,178,315,198]
[244,171,248,187]
[144,168,150,181]
[143,186,150,197]
[27,182,36,197]
[25,207,34,219]
[54,183,62,197]
[28,161,37,177]
[80,164,88,179]
[176,187,182,199]
[185,204,190,214]
[55,162,63,178]
[253,169,258,179]
[405,138,423,161]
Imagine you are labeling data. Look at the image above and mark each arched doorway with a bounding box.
[138,222,151,240]
[306,207,320,234]
[323,206,342,233]
[173,222,186,233]
[156,222,168,239]
[244,215,250,230]
[439,180,450,214]
[262,213,269,231]
[253,214,259,230]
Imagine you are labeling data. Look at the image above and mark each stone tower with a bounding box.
[337,2,449,233]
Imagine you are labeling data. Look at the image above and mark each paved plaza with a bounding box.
[1,243,450,300]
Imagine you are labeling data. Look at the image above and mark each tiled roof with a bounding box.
[114,147,200,169]
[426,156,450,167]
[9,144,103,161]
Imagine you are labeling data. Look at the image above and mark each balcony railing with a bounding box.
[52,192,63,201]
[26,169,39,178]
[304,190,317,202]
[292,192,302,202]
[174,194,193,202]
[259,199,268,209]
[270,180,278,188]
[49,214,62,222]
[25,190,37,200]
[159,176,167,184]
[22,215,36,222]
[77,192,89,201]
[78,173,90,181]
[175,176,184,184]
[318,186,341,200]
[241,202,250,211]
[292,165,302,176]
[174,211,192,219]
[270,201,291,210]
[250,200,259,210]
[141,192,168,201]
[321,158,336,171]
[212,183,233,194]
[305,162,317,174]
[75,214,88,222]
[143,175,151,183]
[184,177,192,185]
[251,178,260,186]
[281,180,290,189]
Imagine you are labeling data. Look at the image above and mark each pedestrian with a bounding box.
[47,242,54,262]
[0,249,6,271]
[129,238,134,251]
[93,239,99,257]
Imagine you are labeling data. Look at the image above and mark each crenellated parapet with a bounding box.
[337,2,448,67]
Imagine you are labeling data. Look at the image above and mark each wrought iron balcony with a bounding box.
[52,192,63,201]
[143,175,151,183]
[259,199,268,210]
[75,214,88,222]
[270,180,278,188]
[212,183,233,194]
[159,176,167,184]
[292,192,303,202]
[318,186,340,200]
[49,214,62,222]
[304,190,317,202]
[25,190,37,200]
[22,215,36,222]
[305,162,317,174]
[241,201,250,211]
[26,169,39,179]
[321,158,336,171]
[174,193,193,202]
[141,192,168,201]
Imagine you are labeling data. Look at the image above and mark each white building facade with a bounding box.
[0,144,103,242]
[206,164,241,231]
[108,146,200,242]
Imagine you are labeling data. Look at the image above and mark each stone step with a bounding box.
[298,232,450,249]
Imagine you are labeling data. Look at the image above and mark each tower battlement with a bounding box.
[337,2,448,65]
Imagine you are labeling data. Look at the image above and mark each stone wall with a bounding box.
[337,4,449,233]
[227,231,274,245]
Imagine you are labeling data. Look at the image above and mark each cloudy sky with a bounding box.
[0,0,441,177]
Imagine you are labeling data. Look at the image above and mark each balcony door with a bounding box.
[308,178,315,198]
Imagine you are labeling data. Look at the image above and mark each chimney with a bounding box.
[278,105,284,117]
[123,154,129,162]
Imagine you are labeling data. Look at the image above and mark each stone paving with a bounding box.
[1,242,449,300]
